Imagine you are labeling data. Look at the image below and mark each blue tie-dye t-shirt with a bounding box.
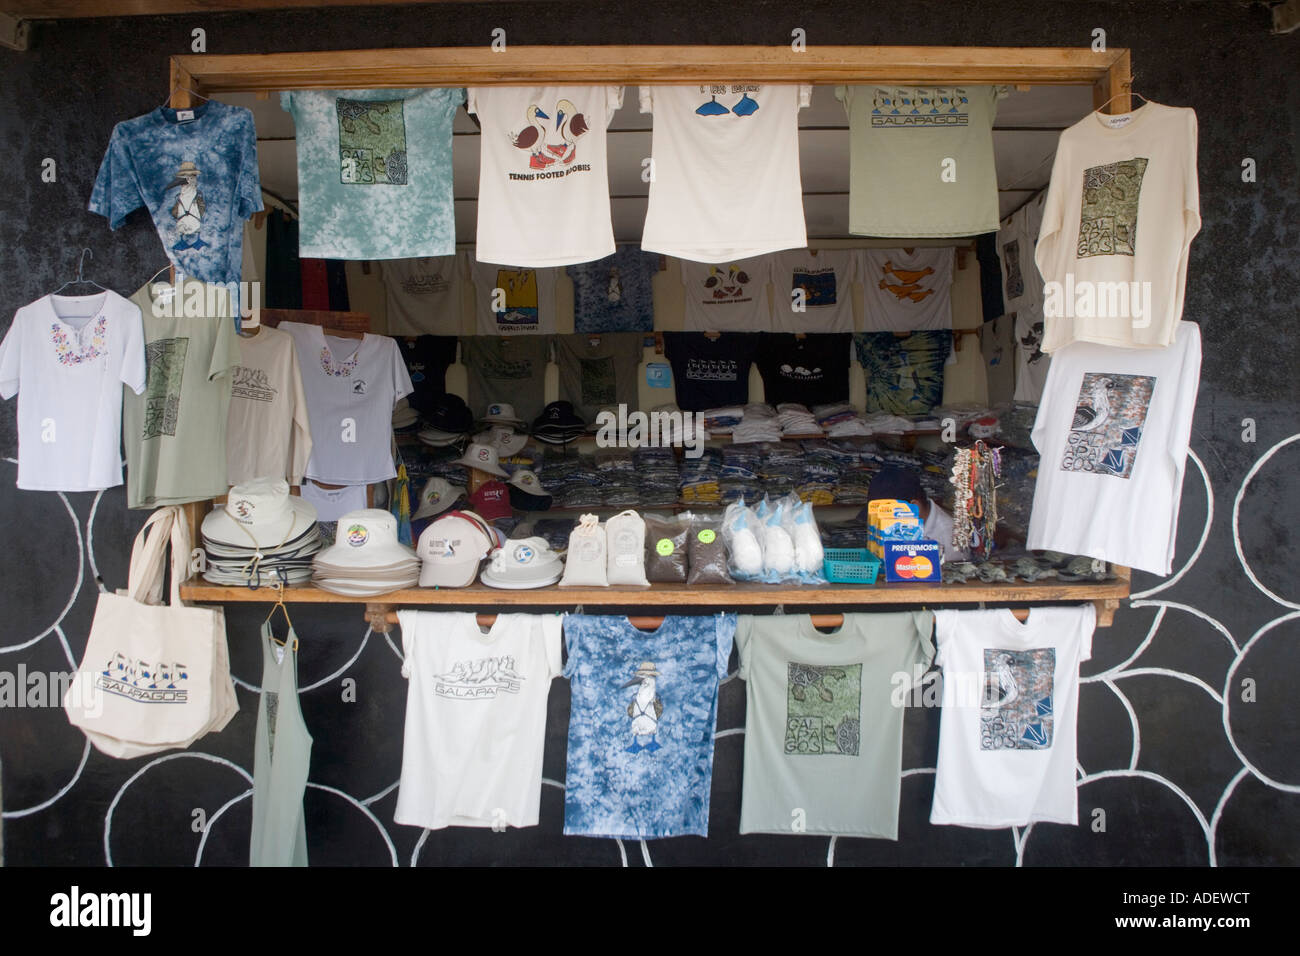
[566,246,661,333]
[90,101,262,286]
[280,88,463,261]
[562,613,735,838]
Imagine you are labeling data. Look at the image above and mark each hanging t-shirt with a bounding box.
[378,252,465,336]
[980,314,1016,407]
[553,332,643,422]
[1035,103,1200,351]
[836,85,1005,238]
[459,335,552,425]
[755,333,852,407]
[280,322,412,485]
[468,86,622,267]
[769,249,857,333]
[662,332,759,412]
[861,248,955,332]
[931,606,1095,827]
[1014,307,1051,404]
[736,612,934,837]
[300,479,367,522]
[227,324,313,486]
[395,334,458,416]
[280,88,463,260]
[0,291,145,491]
[395,611,563,830]
[639,84,811,262]
[680,257,772,332]
[562,614,735,838]
[1026,320,1201,575]
[854,330,951,415]
[123,280,241,509]
[470,262,558,335]
[90,101,262,286]
[567,246,660,333]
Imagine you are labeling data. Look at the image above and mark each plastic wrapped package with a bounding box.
[687,511,733,585]
[722,499,763,580]
[643,513,689,583]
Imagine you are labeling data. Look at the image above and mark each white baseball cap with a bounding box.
[480,537,564,589]
[417,511,497,587]
[203,477,318,549]
[412,477,465,521]
[452,441,509,478]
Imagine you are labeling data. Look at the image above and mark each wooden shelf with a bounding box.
[180,569,1130,631]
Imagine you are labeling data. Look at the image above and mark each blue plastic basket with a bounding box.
[822,548,881,584]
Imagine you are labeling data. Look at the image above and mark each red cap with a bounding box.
[468,480,513,521]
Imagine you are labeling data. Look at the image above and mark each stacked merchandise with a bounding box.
[755,441,804,499]
[814,401,869,437]
[535,451,605,510]
[201,479,321,587]
[678,447,723,506]
[719,444,764,504]
[795,441,841,505]
[529,517,579,555]
[732,404,783,444]
[699,405,744,435]
[312,509,420,596]
[775,402,821,437]
[633,445,681,508]
[593,446,639,509]
[417,394,475,449]
[859,412,918,435]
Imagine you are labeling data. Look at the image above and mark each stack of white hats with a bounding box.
[481,536,564,589]
[312,509,420,596]
[202,478,321,587]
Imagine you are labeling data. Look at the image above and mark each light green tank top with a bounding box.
[250,621,313,867]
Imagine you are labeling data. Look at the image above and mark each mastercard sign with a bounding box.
[884,541,942,583]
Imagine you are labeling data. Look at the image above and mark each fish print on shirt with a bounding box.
[1061,371,1154,479]
[486,269,543,331]
[141,337,189,440]
[434,655,524,699]
[785,662,862,756]
[336,97,409,185]
[980,647,1054,750]
[876,258,939,304]
[1077,158,1148,258]
[791,266,839,308]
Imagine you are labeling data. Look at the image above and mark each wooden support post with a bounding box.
[1092,47,1131,114]
[365,603,395,633]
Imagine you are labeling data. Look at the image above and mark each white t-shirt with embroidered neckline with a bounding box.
[0,290,145,491]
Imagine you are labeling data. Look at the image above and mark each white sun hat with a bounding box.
[479,402,527,428]
[417,510,497,587]
[473,425,529,458]
[480,536,564,590]
[452,441,509,478]
[202,477,318,549]
[412,477,465,521]
[313,509,418,571]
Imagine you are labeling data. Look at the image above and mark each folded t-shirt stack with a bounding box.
[775,402,821,437]
[202,478,321,588]
[701,405,745,435]
[679,446,723,506]
[859,411,918,435]
[813,401,871,437]
[732,404,784,444]
[634,445,681,507]
[312,508,420,596]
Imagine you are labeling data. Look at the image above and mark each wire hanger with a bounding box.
[264,582,299,651]
[160,87,211,111]
[53,248,109,295]
[1094,83,1149,116]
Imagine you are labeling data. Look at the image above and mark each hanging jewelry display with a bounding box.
[950,440,1001,560]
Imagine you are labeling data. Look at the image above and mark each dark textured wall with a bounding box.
[0,0,1296,867]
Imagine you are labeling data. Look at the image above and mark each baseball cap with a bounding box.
[469,480,513,521]
[416,510,496,587]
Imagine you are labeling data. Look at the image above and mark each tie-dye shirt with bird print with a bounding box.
[90,101,262,286]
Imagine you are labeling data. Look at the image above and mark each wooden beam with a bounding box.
[4,0,511,17]
[1092,46,1131,114]
[171,45,1128,93]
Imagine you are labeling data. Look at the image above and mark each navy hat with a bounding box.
[427,393,473,435]
[531,401,586,443]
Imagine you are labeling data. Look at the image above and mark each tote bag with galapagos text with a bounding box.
[64,506,238,758]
